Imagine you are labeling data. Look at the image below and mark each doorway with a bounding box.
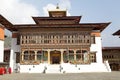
[50,50,61,64]
[110,63,119,71]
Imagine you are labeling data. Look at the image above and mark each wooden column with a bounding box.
[61,50,64,63]
[34,51,37,61]
[48,50,50,64]
[21,51,24,61]
[74,49,76,62]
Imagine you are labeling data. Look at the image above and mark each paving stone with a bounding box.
[0,71,120,80]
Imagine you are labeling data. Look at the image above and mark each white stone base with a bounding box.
[19,62,111,73]
[20,63,46,73]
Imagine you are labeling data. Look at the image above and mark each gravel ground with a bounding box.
[0,71,120,80]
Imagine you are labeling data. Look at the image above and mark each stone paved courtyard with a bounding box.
[0,71,120,80]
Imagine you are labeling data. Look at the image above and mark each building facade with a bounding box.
[0,24,9,67]
[0,7,111,73]
[102,47,120,71]
[0,24,4,63]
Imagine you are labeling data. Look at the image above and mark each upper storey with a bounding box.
[32,5,81,25]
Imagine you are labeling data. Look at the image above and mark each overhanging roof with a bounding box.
[0,14,111,32]
[0,15,16,31]
[13,22,110,32]
[113,30,120,36]
[102,47,120,50]
[32,16,81,24]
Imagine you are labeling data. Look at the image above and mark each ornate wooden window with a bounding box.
[24,51,29,60]
[29,51,35,60]
[20,32,92,46]
[4,50,10,62]
[17,34,20,45]
[37,51,43,61]
[63,51,69,63]
[69,50,74,63]
[91,35,95,44]
[76,50,84,61]
[43,51,48,62]
[90,52,96,62]
[23,51,35,61]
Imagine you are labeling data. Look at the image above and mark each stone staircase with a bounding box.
[61,63,80,73]
[45,65,61,73]
[20,62,111,73]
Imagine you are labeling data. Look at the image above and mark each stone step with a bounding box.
[45,65,61,73]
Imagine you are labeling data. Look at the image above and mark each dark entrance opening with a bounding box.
[50,50,61,64]
[110,63,119,71]
[52,56,60,64]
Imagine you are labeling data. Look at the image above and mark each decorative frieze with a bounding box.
[20,32,92,48]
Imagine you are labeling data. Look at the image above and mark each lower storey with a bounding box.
[13,48,111,73]
[19,49,96,65]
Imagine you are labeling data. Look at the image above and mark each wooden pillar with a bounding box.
[87,49,90,64]
[48,50,50,64]
[34,51,37,61]
[20,51,24,62]
[21,51,24,61]
[74,49,76,62]
[61,50,64,63]
[81,47,83,62]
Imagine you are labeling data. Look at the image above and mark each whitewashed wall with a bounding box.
[10,38,20,72]
[90,37,103,63]
[0,40,4,62]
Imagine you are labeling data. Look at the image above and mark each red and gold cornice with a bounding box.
[13,22,110,32]
[0,14,111,32]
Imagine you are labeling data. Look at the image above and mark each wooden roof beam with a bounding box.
[0,15,17,32]
[113,30,120,36]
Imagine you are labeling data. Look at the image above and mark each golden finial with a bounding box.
[56,3,59,9]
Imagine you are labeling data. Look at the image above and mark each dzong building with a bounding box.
[0,6,111,73]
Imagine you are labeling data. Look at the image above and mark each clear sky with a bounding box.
[0,0,120,47]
